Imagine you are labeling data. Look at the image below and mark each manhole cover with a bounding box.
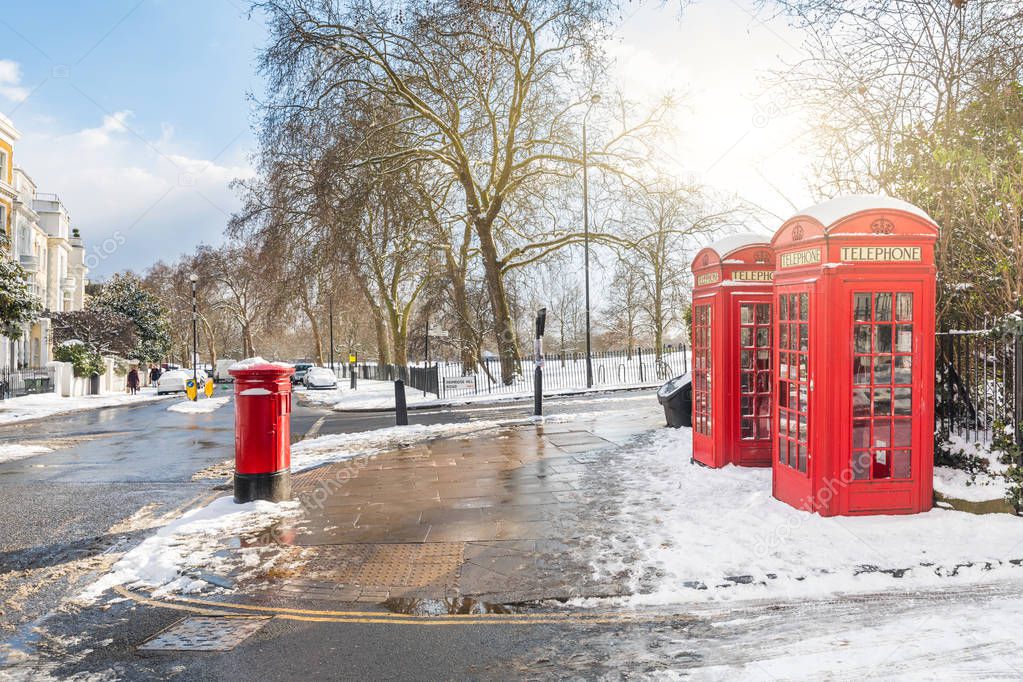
[139,616,270,652]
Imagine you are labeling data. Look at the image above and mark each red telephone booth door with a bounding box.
[733,297,773,465]
[691,302,715,465]
[772,285,814,510]
[836,283,929,514]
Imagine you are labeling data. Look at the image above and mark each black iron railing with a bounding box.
[936,329,1022,448]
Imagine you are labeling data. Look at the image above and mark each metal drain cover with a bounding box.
[139,616,270,652]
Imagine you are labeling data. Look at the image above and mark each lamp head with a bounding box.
[189,274,199,283]
[590,94,601,105]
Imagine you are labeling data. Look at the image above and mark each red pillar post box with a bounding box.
[229,360,296,503]
[770,196,938,516]
[691,235,775,468]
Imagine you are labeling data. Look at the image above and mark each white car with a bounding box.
[303,366,338,390]
[157,369,208,395]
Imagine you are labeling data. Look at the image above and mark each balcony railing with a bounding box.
[60,276,76,291]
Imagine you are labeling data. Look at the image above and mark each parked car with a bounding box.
[157,369,208,395]
[303,366,338,390]
[291,362,313,384]
[214,358,238,383]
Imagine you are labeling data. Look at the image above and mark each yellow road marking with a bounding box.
[112,586,692,626]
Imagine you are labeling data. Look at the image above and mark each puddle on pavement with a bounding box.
[382,597,514,615]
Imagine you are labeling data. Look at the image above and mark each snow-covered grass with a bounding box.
[0,387,169,425]
[297,379,437,410]
[167,396,231,414]
[934,466,1009,502]
[591,426,1023,605]
[0,443,53,464]
[297,378,655,411]
[77,496,302,602]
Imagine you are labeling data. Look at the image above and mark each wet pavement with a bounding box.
[244,413,660,605]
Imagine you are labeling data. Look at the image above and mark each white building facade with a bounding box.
[1,114,89,369]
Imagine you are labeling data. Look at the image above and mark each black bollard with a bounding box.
[534,364,543,417]
[395,379,409,426]
[350,362,357,390]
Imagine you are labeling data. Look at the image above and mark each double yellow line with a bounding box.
[113,586,692,626]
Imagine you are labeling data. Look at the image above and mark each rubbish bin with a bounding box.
[657,372,692,428]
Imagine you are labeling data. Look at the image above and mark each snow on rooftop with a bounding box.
[796,194,934,228]
[707,233,771,258]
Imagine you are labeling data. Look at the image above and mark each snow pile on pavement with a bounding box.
[167,396,231,414]
[291,421,502,471]
[78,496,302,602]
[592,427,1023,604]
[0,443,53,464]
[0,388,169,425]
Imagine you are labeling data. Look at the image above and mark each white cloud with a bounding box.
[0,59,30,102]
[15,112,255,277]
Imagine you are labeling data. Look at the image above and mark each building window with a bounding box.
[0,150,7,182]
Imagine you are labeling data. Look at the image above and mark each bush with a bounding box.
[54,343,106,378]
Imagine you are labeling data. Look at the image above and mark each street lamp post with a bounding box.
[582,93,600,389]
[189,273,198,400]
[329,297,335,377]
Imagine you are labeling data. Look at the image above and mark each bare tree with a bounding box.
[256,0,664,382]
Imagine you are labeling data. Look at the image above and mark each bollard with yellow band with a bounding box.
[185,378,198,401]
[204,378,215,398]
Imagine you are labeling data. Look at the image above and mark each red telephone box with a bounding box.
[770,196,938,516]
[691,235,775,468]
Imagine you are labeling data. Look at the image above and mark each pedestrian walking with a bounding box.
[127,367,140,395]
[150,365,162,384]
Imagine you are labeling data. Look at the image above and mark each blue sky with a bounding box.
[0,0,266,278]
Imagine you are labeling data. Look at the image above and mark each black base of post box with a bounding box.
[234,470,291,503]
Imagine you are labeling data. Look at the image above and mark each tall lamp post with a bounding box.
[189,273,198,399]
[582,93,600,388]
[328,297,335,376]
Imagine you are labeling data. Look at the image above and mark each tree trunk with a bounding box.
[242,323,254,358]
[390,312,408,367]
[445,253,477,374]
[200,318,217,371]
[475,217,519,384]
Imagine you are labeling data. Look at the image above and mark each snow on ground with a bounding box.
[297,379,656,411]
[687,589,1023,680]
[298,379,436,410]
[76,496,302,603]
[0,443,53,464]
[591,426,1023,605]
[933,465,1009,502]
[0,387,169,425]
[291,420,503,471]
[167,396,230,414]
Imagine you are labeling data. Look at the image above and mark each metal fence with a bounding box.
[338,347,688,400]
[0,367,54,400]
[936,329,1022,446]
[336,362,439,395]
